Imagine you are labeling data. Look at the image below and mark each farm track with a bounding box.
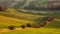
[54,19,60,21]
[0,28,58,33]
[0,28,23,33]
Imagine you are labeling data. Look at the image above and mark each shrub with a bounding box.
[21,25,26,29]
[26,23,31,28]
[31,24,40,28]
[0,6,3,11]
[40,21,48,27]
[8,25,15,30]
[48,16,56,22]
[47,18,52,22]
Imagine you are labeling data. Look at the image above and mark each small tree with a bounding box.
[31,24,40,28]
[40,21,48,27]
[26,23,31,28]
[21,25,26,29]
[0,6,3,11]
[48,16,56,22]
[8,25,15,30]
[47,18,52,22]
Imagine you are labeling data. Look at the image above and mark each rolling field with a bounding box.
[0,9,60,34]
[1,28,60,34]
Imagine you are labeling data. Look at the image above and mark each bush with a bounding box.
[47,18,52,22]
[31,24,40,28]
[0,6,3,11]
[40,21,48,27]
[21,25,26,29]
[8,25,15,30]
[26,23,31,28]
[47,16,56,22]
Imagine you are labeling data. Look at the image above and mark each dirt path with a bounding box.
[55,19,60,21]
[0,28,31,33]
[0,28,23,33]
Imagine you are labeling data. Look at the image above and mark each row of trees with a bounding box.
[8,23,32,30]
[8,16,56,30]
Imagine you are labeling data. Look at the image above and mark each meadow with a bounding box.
[0,9,60,34]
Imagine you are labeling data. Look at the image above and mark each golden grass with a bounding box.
[0,16,34,26]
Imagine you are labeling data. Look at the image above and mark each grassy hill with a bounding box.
[0,9,60,34]
[0,9,60,28]
[2,28,60,34]
[0,9,45,29]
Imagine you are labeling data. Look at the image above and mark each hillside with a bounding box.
[0,9,45,29]
[0,8,60,34]
[0,8,60,29]
[0,0,60,34]
[0,0,47,9]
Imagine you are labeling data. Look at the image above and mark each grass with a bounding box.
[0,9,60,34]
[0,9,47,29]
[1,28,60,34]
[0,14,34,29]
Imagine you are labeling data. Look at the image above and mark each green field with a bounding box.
[0,9,60,34]
[1,28,60,34]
